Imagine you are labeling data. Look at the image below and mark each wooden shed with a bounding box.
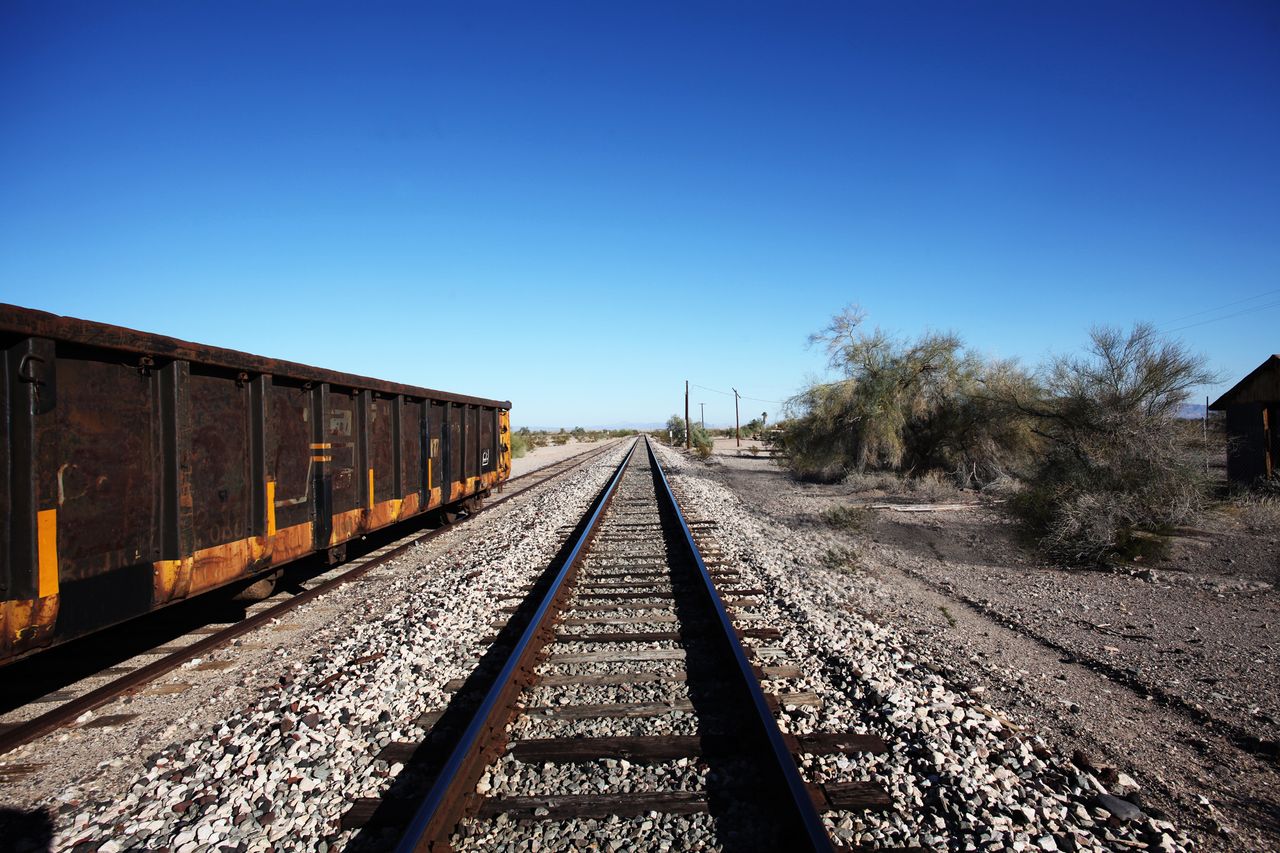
[1209,355,1280,485]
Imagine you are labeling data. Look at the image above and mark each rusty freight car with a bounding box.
[0,304,511,664]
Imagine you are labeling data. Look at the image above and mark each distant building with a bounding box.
[1209,355,1280,485]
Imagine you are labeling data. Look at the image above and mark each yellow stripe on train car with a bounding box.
[266,480,277,537]
[37,508,58,598]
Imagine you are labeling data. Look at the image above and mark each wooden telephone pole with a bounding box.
[732,388,741,446]
[684,380,691,450]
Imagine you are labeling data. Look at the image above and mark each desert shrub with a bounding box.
[518,427,548,449]
[1236,501,1280,534]
[821,504,872,531]
[819,545,862,572]
[690,424,714,459]
[1007,324,1215,564]
[906,470,960,501]
[979,474,1023,500]
[1228,480,1280,533]
[777,306,1040,485]
[843,470,905,493]
[665,414,687,447]
[551,432,571,446]
[509,431,529,459]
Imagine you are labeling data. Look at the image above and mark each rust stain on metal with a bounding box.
[185,537,271,597]
[152,559,193,607]
[268,521,314,565]
[0,596,59,660]
[328,508,367,547]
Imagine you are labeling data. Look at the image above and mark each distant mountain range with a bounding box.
[1178,402,1208,419]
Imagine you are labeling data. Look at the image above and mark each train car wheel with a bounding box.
[233,571,280,602]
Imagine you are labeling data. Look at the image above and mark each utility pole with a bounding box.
[1204,395,1209,474]
[684,380,690,450]
[732,388,741,447]
[699,402,705,430]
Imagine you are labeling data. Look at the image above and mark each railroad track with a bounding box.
[0,440,623,760]
[344,437,904,851]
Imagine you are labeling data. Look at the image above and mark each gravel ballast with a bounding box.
[650,442,1191,852]
[1,439,1204,850]
[0,444,630,853]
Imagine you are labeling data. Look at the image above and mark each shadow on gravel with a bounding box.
[669,574,791,851]
[652,460,797,853]
[1235,791,1280,838]
[0,806,53,853]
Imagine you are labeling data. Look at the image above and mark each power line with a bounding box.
[1161,298,1280,334]
[690,382,785,406]
[1158,287,1280,327]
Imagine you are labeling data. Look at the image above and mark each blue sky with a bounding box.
[3,2,1277,428]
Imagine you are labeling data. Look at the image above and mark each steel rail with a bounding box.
[395,438,640,852]
[0,439,625,758]
[646,436,835,851]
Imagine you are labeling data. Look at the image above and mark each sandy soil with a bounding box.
[682,437,1280,851]
[510,438,616,478]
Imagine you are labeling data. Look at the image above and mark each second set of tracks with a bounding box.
[0,441,623,761]
[359,437,906,852]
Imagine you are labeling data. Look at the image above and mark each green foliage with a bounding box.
[509,431,529,459]
[782,307,1215,566]
[690,423,714,459]
[510,425,642,451]
[1007,323,1216,564]
[821,504,872,532]
[778,305,1040,485]
[514,426,547,449]
[819,545,861,572]
[665,414,687,446]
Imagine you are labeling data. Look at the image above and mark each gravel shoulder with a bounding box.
[0,444,630,852]
[686,438,1280,852]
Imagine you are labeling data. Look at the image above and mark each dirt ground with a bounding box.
[695,437,1280,851]
[509,438,615,478]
